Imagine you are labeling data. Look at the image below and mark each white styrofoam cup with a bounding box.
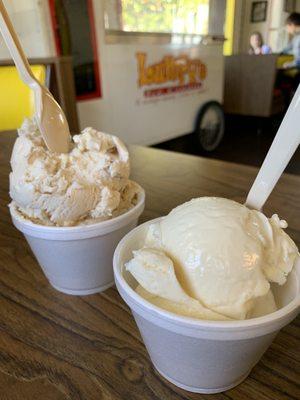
[113,218,300,394]
[10,190,145,295]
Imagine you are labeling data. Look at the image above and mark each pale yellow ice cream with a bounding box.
[9,119,141,226]
[126,197,299,320]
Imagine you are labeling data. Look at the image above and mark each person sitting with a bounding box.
[282,12,300,69]
[248,32,272,55]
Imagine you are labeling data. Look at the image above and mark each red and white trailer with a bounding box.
[1,0,227,150]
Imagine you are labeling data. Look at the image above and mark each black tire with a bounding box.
[194,101,225,151]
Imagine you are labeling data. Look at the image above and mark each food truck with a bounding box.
[0,0,226,150]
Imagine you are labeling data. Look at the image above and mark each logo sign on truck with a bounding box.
[136,52,207,99]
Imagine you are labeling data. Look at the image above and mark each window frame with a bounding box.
[48,0,102,101]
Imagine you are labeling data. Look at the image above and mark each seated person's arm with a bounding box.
[283,36,300,67]
[295,36,300,67]
[283,58,297,68]
[281,41,293,55]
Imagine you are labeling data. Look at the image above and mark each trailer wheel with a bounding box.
[195,102,225,151]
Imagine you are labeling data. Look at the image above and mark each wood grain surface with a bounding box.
[0,132,299,400]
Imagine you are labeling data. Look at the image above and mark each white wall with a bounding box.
[0,0,56,60]
[268,0,289,52]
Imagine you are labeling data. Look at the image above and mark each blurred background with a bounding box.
[0,0,299,173]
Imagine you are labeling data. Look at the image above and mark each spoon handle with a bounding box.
[0,0,37,86]
[246,84,300,210]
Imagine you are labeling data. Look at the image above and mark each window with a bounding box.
[105,0,209,35]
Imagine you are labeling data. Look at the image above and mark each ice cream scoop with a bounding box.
[126,197,299,320]
[126,248,230,320]
[9,119,141,226]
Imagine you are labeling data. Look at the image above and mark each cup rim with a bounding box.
[10,188,145,233]
[113,217,300,331]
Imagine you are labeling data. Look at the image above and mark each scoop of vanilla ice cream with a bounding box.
[9,119,141,226]
[126,248,230,320]
[126,197,299,320]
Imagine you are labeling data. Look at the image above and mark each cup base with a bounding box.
[50,281,115,296]
[154,364,250,394]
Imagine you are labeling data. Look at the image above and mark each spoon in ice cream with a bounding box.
[246,84,300,210]
[0,1,70,153]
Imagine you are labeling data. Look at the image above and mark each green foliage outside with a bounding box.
[121,0,209,34]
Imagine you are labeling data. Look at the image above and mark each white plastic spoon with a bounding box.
[246,84,300,210]
[0,0,70,153]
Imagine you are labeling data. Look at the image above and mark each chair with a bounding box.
[277,54,294,68]
[277,54,298,78]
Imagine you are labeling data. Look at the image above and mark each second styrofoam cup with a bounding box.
[10,190,145,295]
[113,218,300,394]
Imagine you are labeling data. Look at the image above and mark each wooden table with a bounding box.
[0,132,299,400]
